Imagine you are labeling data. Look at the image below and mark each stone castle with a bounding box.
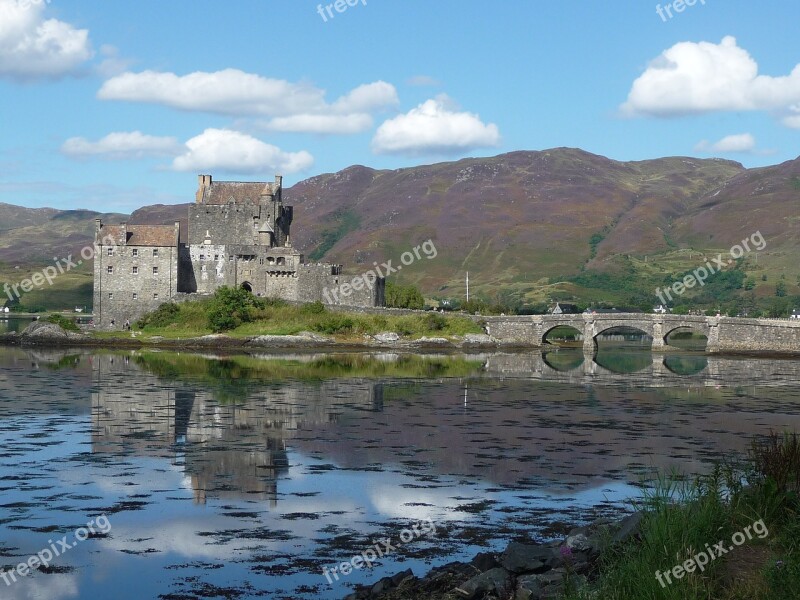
[93,175,384,327]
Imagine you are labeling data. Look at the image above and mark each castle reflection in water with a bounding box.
[90,354,384,505]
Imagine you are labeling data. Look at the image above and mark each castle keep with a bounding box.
[93,175,384,327]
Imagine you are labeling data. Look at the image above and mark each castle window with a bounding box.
[153,249,159,257]
[108,292,113,300]
[132,249,138,257]
[201,265,207,273]
[153,293,159,300]
[214,254,219,261]
[277,257,285,266]
[132,293,138,300]
[152,266,159,275]
[107,247,114,256]
[132,266,138,275]
[107,266,113,274]
[199,255,205,261]
[268,257,275,265]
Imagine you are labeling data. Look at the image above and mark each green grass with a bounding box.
[563,431,800,600]
[128,295,482,340]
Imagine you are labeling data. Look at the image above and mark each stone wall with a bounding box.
[716,318,800,353]
[93,243,179,327]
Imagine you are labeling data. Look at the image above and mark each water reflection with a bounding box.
[2,346,800,600]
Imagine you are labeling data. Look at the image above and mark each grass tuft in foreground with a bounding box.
[564,431,800,600]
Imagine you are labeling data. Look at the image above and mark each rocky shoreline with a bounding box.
[341,512,643,600]
[0,322,523,351]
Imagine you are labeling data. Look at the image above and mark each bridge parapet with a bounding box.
[480,313,800,355]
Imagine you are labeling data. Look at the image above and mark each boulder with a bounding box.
[462,333,497,346]
[515,574,542,600]
[501,542,557,574]
[373,332,400,343]
[612,511,644,544]
[455,567,512,599]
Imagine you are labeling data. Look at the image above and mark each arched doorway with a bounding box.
[241,282,253,293]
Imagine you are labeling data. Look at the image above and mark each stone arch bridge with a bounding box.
[482,313,800,354]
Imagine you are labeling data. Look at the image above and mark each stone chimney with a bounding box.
[94,218,101,243]
[121,223,128,245]
[196,174,212,203]
[174,221,181,245]
[274,174,283,202]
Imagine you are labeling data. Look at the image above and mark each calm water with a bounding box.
[1,345,800,599]
[0,318,35,334]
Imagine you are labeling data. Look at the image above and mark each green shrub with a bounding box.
[301,300,326,315]
[207,286,263,332]
[46,314,79,332]
[311,314,355,334]
[136,302,180,329]
[423,312,447,331]
[385,281,424,309]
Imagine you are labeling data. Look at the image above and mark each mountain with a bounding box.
[0,205,127,265]
[2,148,798,309]
[282,150,750,296]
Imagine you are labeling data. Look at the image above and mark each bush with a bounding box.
[301,300,326,315]
[136,303,180,329]
[311,314,355,334]
[385,281,424,309]
[207,286,263,332]
[423,312,447,331]
[46,314,79,332]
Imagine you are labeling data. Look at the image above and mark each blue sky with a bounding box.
[1,0,799,212]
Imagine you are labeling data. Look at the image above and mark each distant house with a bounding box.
[791,310,800,320]
[653,304,669,314]
[551,302,580,314]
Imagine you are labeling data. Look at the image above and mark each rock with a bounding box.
[374,332,400,343]
[564,531,592,553]
[246,334,332,347]
[413,337,452,346]
[20,321,84,343]
[297,331,333,342]
[370,575,395,595]
[455,567,512,599]
[22,321,69,339]
[471,552,498,572]
[516,574,542,600]
[391,568,414,586]
[501,542,556,574]
[462,333,497,346]
[612,511,644,544]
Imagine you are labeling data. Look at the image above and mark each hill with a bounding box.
[2,148,798,313]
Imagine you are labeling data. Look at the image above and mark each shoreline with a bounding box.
[2,328,800,359]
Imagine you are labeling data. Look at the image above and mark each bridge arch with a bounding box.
[664,325,708,351]
[542,324,583,346]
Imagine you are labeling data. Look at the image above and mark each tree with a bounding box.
[776,281,787,297]
[385,281,424,309]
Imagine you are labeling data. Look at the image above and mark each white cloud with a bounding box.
[371,95,500,156]
[622,36,800,123]
[98,69,398,134]
[94,44,133,78]
[61,131,181,160]
[260,113,374,134]
[171,128,314,175]
[0,0,92,80]
[407,75,441,87]
[694,133,756,154]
